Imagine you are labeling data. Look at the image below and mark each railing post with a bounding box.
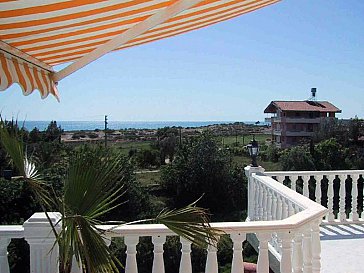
[257,233,271,273]
[311,220,322,273]
[152,235,166,273]
[302,227,313,273]
[0,238,11,273]
[205,240,219,273]
[339,174,347,222]
[350,174,359,221]
[179,238,192,273]
[302,175,310,198]
[230,232,246,273]
[125,235,139,273]
[292,232,303,273]
[327,175,335,222]
[23,212,61,273]
[245,166,265,221]
[279,231,294,273]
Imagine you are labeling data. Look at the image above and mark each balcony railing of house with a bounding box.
[0,167,337,273]
[265,170,364,223]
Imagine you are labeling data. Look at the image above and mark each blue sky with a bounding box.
[1,0,364,122]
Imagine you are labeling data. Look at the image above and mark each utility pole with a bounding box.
[104,115,108,148]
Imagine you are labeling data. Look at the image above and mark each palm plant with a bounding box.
[0,120,221,273]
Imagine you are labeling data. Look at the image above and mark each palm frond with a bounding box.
[154,201,222,248]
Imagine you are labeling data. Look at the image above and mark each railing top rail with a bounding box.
[97,208,326,238]
[265,170,364,176]
[0,225,24,238]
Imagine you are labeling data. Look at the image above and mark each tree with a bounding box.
[280,146,316,171]
[161,133,247,219]
[349,116,363,144]
[29,127,42,143]
[45,121,63,142]
[156,127,179,164]
[314,138,349,170]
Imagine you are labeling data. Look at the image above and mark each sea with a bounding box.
[21,120,269,131]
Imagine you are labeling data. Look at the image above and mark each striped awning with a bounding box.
[0,0,280,100]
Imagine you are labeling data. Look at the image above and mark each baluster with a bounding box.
[0,238,11,273]
[311,220,322,273]
[339,174,347,222]
[292,232,303,273]
[276,175,285,184]
[257,233,270,273]
[276,195,283,220]
[230,232,246,273]
[327,175,335,222]
[152,235,166,273]
[205,240,219,273]
[258,183,264,220]
[350,174,359,221]
[302,175,310,198]
[288,201,295,217]
[125,235,139,273]
[179,238,192,273]
[262,185,268,221]
[302,228,313,273]
[254,180,261,220]
[282,199,288,219]
[267,188,273,221]
[291,175,298,192]
[271,192,278,220]
[279,232,294,273]
[314,176,322,205]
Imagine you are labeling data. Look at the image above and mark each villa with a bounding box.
[264,89,342,148]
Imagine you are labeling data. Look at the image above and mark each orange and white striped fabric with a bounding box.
[0,0,280,100]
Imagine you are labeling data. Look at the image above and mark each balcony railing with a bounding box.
[0,167,339,273]
[265,170,364,223]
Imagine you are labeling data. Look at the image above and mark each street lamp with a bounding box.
[247,136,259,167]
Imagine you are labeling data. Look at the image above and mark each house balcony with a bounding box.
[273,129,282,136]
[1,168,364,273]
[271,117,322,124]
[285,130,315,137]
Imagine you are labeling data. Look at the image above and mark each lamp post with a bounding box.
[247,136,259,167]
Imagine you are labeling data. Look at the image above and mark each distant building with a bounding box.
[264,88,341,148]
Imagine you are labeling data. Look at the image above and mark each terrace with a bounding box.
[1,167,363,273]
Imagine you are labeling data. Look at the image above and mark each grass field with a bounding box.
[135,171,161,186]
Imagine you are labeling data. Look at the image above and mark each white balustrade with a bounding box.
[266,170,364,224]
[0,166,340,273]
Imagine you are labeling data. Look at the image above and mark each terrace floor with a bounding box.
[320,223,364,273]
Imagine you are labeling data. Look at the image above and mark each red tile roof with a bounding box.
[264,101,341,113]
